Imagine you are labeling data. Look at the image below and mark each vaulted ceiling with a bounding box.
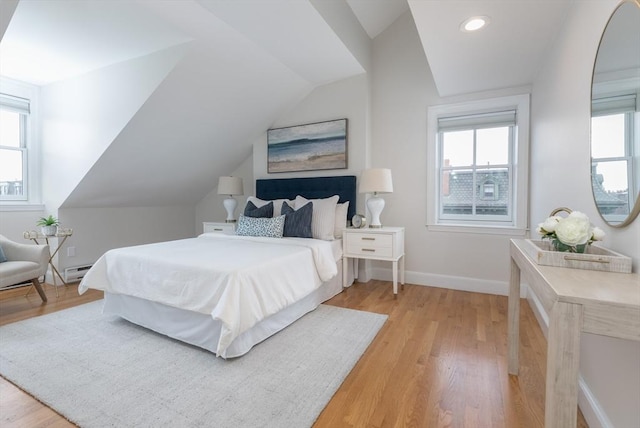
[0,0,572,208]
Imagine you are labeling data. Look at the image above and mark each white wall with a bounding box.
[0,209,44,243]
[195,155,254,234]
[530,1,640,427]
[253,73,370,217]
[39,44,186,211]
[56,206,195,273]
[369,12,530,294]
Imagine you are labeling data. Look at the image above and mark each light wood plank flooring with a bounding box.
[0,280,588,427]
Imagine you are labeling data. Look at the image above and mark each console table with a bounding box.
[508,239,640,428]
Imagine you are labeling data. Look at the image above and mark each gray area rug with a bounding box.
[0,301,386,427]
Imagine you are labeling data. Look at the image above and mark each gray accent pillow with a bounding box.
[236,215,285,238]
[281,201,313,238]
[244,201,274,218]
[0,244,6,263]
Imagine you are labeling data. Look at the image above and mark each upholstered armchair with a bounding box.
[0,234,49,302]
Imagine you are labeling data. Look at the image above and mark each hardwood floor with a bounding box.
[0,281,588,427]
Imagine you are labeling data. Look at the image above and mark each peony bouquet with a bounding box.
[536,210,605,253]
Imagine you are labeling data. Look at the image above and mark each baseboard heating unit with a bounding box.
[64,265,93,282]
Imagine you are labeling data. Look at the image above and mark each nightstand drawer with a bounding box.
[203,222,235,234]
[346,244,393,258]
[345,233,393,248]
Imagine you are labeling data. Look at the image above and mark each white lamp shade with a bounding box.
[359,168,393,194]
[217,176,243,196]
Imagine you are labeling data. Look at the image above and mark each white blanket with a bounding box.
[79,234,338,356]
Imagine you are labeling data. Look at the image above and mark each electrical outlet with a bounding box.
[67,246,76,257]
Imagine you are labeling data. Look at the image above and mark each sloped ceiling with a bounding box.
[1,0,367,208]
[408,0,572,96]
[0,0,574,208]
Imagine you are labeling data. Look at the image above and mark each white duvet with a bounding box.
[79,234,338,356]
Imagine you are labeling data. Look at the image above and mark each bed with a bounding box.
[79,175,356,358]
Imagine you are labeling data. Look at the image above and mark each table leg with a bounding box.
[545,301,582,428]
[392,261,398,295]
[508,257,521,375]
[400,255,405,290]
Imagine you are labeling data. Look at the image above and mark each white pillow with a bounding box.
[295,195,339,241]
[246,196,293,217]
[334,201,349,239]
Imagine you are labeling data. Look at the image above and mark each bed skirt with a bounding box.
[103,258,355,358]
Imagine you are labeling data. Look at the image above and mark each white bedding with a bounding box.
[79,234,338,356]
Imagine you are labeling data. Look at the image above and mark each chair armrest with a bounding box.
[0,236,49,265]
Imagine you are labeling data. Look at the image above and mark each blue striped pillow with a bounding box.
[281,201,313,238]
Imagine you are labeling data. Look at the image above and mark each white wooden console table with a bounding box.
[508,239,640,428]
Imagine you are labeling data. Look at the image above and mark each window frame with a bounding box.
[0,107,28,200]
[426,94,530,235]
[590,93,637,224]
[0,77,41,208]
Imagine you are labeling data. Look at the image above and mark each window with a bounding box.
[0,77,39,206]
[591,94,636,223]
[0,94,29,200]
[427,94,529,234]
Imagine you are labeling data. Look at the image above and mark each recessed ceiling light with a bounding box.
[460,16,490,32]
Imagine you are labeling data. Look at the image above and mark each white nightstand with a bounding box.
[203,222,236,234]
[342,227,405,295]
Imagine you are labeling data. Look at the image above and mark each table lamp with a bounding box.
[359,168,393,228]
[217,176,244,223]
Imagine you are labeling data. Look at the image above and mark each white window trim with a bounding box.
[0,76,40,208]
[426,94,530,235]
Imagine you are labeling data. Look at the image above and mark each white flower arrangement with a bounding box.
[536,210,605,253]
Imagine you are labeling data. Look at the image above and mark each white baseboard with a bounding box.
[369,267,611,428]
[371,267,524,297]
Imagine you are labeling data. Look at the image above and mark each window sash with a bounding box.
[591,109,636,220]
[0,106,28,201]
[0,146,27,200]
[437,124,515,224]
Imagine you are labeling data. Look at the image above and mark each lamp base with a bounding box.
[367,195,385,228]
[223,197,238,223]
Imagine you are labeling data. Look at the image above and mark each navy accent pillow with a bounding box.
[244,201,274,218]
[0,244,6,263]
[281,201,313,238]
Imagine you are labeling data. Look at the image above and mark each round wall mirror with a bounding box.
[591,0,640,227]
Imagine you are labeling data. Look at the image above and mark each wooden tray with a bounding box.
[523,239,632,273]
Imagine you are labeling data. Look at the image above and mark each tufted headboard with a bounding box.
[256,175,356,222]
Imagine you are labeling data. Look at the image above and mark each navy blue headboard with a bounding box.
[256,175,356,221]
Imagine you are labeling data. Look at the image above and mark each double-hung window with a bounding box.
[427,94,529,234]
[0,77,39,207]
[0,93,29,200]
[591,93,637,224]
